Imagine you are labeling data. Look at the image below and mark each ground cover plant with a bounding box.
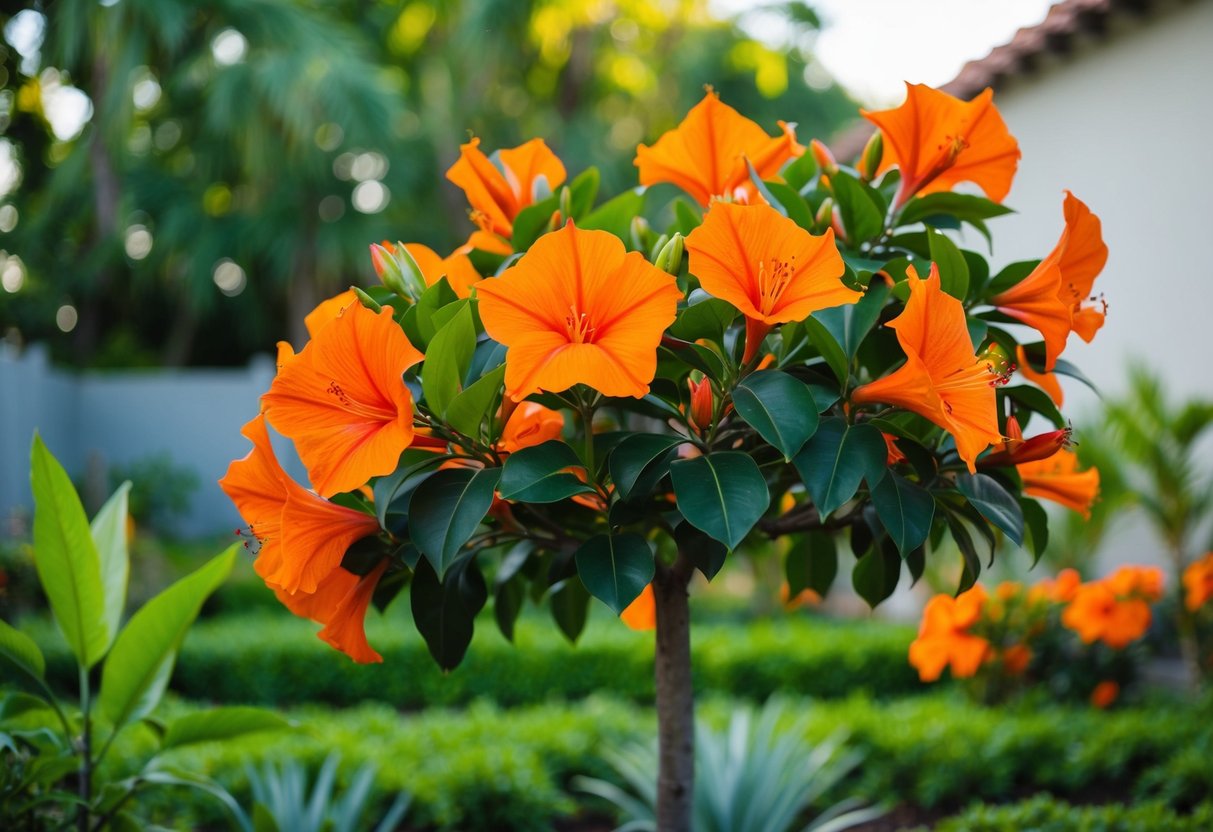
[220,81,1115,827]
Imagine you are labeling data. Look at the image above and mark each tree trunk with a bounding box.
[653,551,694,832]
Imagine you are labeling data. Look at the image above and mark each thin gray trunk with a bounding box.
[653,551,694,832]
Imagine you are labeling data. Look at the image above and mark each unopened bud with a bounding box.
[370,242,403,287]
[813,197,834,232]
[685,376,714,434]
[858,131,883,181]
[351,286,382,313]
[809,139,838,176]
[630,216,651,252]
[653,233,684,275]
[393,241,429,302]
[558,185,572,224]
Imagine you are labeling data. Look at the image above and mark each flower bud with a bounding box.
[630,216,651,252]
[371,241,427,302]
[558,185,572,224]
[351,285,382,313]
[653,233,685,275]
[858,130,883,181]
[809,139,838,176]
[685,376,714,434]
[813,197,834,233]
[980,419,1072,467]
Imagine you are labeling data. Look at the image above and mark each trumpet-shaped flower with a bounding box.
[1016,345,1065,406]
[851,265,1002,472]
[980,414,1071,467]
[1017,448,1099,518]
[262,302,422,498]
[1062,580,1152,649]
[621,583,657,631]
[275,559,389,663]
[908,585,991,682]
[303,290,358,339]
[634,89,803,206]
[219,414,380,599]
[476,222,681,401]
[499,402,565,453]
[685,201,858,361]
[991,192,1107,367]
[863,83,1020,206]
[446,137,566,240]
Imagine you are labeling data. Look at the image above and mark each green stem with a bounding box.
[77,666,92,832]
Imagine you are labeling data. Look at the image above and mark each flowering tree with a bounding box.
[222,83,1109,830]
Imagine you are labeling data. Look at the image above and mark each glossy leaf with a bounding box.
[410,467,502,577]
[90,481,131,651]
[421,303,477,419]
[852,544,901,608]
[609,434,686,500]
[550,578,591,644]
[927,229,969,300]
[871,472,935,556]
[498,440,595,503]
[581,188,646,242]
[162,707,293,751]
[793,420,886,517]
[831,170,883,243]
[511,193,560,251]
[899,193,1013,227]
[410,555,487,671]
[670,452,770,550]
[494,575,526,643]
[1004,385,1066,429]
[675,522,728,581]
[30,434,109,669]
[786,530,838,596]
[446,364,506,438]
[733,370,819,459]
[814,277,891,359]
[1021,498,1050,566]
[668,298,736,343]
[802,316,850,385]
[372,449,445,532]
[957,473,1025,546]
[574,534,654,614]
[99,545,237,730]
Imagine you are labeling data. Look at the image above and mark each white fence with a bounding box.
[1,343,306,538]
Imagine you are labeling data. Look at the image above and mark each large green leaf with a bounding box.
[793,420,886,517]
[852,544,901,608]
[0,618,46,680]
[445,364,506,438]
[732,370,819,459]
[498,441,595,503]
[549,578,591,644]
[814,277,891,359]
[899,193,1013,227]
[1021,498,1049,566]
[581,189,646,242]
[668,298,736,343]
[410,555,487,671]
[956,473,1024,546]
[162,707,293,751]
[30,434,109,669]
[511,193,560,250]
[410,467,501,577]
[927,229,969,300]
[670,452,770,550]
[421,303,477,419]
[802,316,850,385]
[870,472,935,556]
[785,530,838,597]
[372,449,446,532]
[608,434,686,500]
[574,534,654,615]
[831,171,883,243]
[98,545,237,730]
[90,481,131,652]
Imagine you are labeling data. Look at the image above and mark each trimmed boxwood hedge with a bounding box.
[32,607,922,708]
[930,796,1213,831]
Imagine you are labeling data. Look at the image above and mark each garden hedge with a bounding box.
[930,796,1213,832]
[32,607,922,707]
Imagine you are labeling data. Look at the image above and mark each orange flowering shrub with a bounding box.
[1183,553,1213,612]
[222,83,1112,678]
[912,567,1164,704]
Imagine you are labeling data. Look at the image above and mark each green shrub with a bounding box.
[932,795,1213,832]
[31,608,921,708]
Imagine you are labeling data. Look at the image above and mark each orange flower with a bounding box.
[1183,553,1213,612]
[1017,449,1099,518]
[1062,581,1152,649]
[219,414,380,597]
[1105,565,1164,602]
[634,88,803,206]
[446,137,566,241]
[780,582,821,611]
[262,302,423,498]
[991,192,1107,368]
[862,83,1020,206]
[621,583,656,631]
[980,415,1071,467]
[476,222,681,401]
[685,376,714,434]
[852,264,1002,472]
[1001,643,1032,676]
[1090,680,1119,709]
[1016,345,1064,407]
[684,201,858,363]
[499,402,565,453]
[275,559,389,663]
[1028,567,1082,605]
[303,289,358,339]
[882,432,907,465]
[908,585,991,682]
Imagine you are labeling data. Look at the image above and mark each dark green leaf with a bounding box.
[498,440,594,503]
[1021,498,1050,566]
[574,534,654,615]
[831,171,883,243]
[668,298,736,343]
[957,473,1025,546]
[899,193,1013,227]
[802,316,850,385]
[410,467,502,577]
[852,544,900,608]
[549,578,591,643]
[733,370,819,459]
[786,530,838,596]
[871,472,935,556]
[421,304,477,419]
[793,420,886,517]
[410,555,487,671]
[1052,357,1100,395]
[675,522,728,580]
[1004,385,1066,429]
[927,229,969,300]
[609,434,686,500]
[373,449,446,531]
[942,507,983,590]
[670,452,770,550]
[494,574,526,643]
[984,260,1039,297]
[446,364,506,438]
[814,278,891,360]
